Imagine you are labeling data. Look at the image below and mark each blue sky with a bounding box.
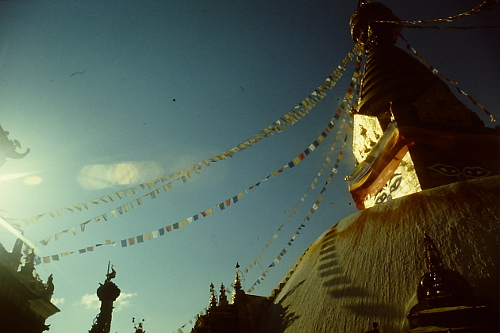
[0,1,498,332]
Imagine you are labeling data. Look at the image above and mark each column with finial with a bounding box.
[89,263,120,333]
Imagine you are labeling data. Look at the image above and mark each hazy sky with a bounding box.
[0,1,498,332]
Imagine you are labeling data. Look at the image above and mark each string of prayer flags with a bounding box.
[34,103,350,264]
[403,24,499,30]
[242,55,362,275]
[243,118,349,274]
[374,0,494,25]
[247,145,349,293]
[16,46,360,228]
[171,309,208,333]
[400,34,496,122]
[118,102,353,251]
[246,69,361,289]
[38,190,153,245]
[34,48,364,264]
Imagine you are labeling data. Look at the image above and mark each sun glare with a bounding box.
[77,161,164,190]
[23,175,44,185]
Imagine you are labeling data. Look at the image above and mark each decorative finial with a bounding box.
[132,318,145,333]
[234,264,242,292]
[231,262,245,304]
[219,283,229,306]
[423,234,445,274]
[208,283,218,310]
[105,262,116,283]
[408,234,497,330]
[350,1,402,50]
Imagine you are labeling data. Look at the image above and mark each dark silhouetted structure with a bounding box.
[0,240,59,332]
[191,265,270,333]
[88,265,121,333]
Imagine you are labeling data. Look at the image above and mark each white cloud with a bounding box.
[79,292,137,312]
[80,294,99,310]
[115,293,137,311]
[52,297,65,306]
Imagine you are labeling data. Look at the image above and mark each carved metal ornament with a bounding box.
[407,235,498,332]
[0,124,30,166]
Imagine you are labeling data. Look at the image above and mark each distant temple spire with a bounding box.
[89,264,121,333]
[208,283,218,310]
[191,264,270,333]
[219,283,229,307]
[231,262,244,305]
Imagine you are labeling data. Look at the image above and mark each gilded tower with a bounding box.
[259,2,498,333]
[347,1,499,209]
